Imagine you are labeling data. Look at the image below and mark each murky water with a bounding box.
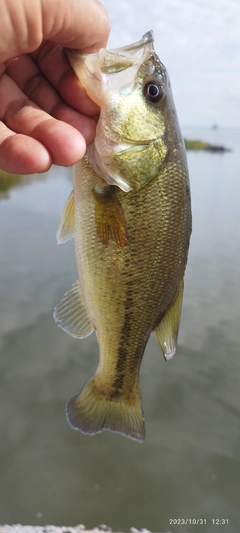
[0,127,239,533]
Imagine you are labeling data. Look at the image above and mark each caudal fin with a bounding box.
[66,377,145,442]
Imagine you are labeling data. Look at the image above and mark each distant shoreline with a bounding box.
[184,139,231,152]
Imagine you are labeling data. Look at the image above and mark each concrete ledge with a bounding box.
[0,526,176,533]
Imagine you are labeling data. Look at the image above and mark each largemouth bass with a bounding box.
[54,31,191,441]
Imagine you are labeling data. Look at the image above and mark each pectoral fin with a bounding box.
[155,280,184,361]
[93,186,127,247]
[54,281,93,338]
[57,190,75,244]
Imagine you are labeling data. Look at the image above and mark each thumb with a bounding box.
[0,0,110,63]
[41,0,110,53]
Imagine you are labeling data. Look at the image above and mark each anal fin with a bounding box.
[93,186,127,247]
[155,279,184,361]
[54,281,93,339]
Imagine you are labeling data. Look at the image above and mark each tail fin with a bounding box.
[66,377,145,442]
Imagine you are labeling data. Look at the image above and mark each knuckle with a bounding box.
[3,97,30,124]
[23,73,45,99]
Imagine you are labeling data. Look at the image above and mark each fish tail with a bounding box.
[66,376,145,442]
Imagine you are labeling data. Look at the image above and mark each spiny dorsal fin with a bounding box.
[155,279,184,361]
[93,186,127,247]
[57,190,75,244]
[54,281,93,339]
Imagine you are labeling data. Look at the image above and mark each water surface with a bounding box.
[0,125,239,532]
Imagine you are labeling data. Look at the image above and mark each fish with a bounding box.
[54,31,192,442]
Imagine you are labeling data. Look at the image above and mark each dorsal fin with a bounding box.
[57,190,75,244]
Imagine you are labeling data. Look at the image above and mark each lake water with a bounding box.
[0,126,239,533]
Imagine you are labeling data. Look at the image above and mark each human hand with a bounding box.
[0,0,110,174]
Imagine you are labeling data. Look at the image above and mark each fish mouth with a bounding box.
[109,30,154,55]
[67,31,155,107]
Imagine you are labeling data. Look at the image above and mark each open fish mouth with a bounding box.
[67,31,156,106]
[111,30,154,54]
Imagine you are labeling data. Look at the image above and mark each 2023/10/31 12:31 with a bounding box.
[169,518,229,526]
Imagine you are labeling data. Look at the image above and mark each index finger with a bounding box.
[30,42,99,116]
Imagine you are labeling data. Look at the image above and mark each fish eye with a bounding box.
[144,81,163,103]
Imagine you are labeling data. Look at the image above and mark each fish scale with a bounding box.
[54,31,191,441]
